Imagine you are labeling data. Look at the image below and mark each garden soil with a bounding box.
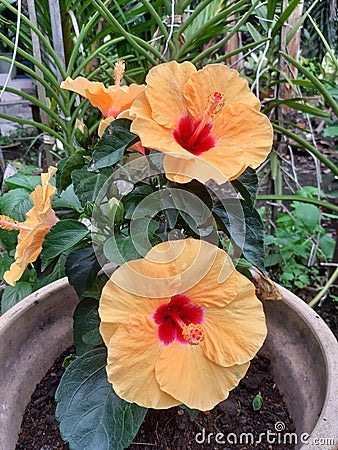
[16,347,296,450]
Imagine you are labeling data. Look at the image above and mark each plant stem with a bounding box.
[308,266,338,308]
[273,124,338,176]
[256,194,338,213]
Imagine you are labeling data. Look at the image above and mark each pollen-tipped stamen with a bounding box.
[114,59,125,87]
[0,215,33,232]
[182,323,204,345]
[167,312,204,345]
[186,91,225,147]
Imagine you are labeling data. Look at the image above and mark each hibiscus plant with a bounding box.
[0,60,280,449]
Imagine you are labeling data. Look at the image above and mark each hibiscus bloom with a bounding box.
[0,167,58,286]
[129,61,273,184]
[99,239,267,411]
[60,60,145,137]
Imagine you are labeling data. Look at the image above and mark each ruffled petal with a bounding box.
[155,340,250,410]
[145,239,235,300]
[4,223,50,285]
[201,274,267,367]
[184,64,261,121]
[106,315,180,408]
[183,249,238,308]
[145,61,196,128]
[99,275,169,326]
[131,94,186,154]
[212,103,273,169]
[98,116,115,137]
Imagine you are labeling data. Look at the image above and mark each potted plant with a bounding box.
[0,60,337,450]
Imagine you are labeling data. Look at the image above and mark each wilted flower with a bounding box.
[61,60,145,137]
[130,61,273,183]
[99,239,267,411]
[0,167,58,286]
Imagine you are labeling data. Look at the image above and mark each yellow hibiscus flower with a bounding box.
[0,167,58,286]
[61,60,145,137]
[129,61,273,184]
[99,239,267,411]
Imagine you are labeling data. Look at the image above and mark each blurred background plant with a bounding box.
[0,0,337,335]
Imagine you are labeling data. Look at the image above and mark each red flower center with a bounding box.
[153,294,204,345]
[173,91,224,155]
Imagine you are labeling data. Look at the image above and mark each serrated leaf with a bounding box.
[55,348,147,450]
[90,119,139,170]
[4,173,42,191]
[40,220,90,271]
[71,167,110,208]
[0,228,18,253]
[65,247,101,298]
[73,297,102,355]
[0,253,13,280]
[0,188,33,221]
[1,281,33,314]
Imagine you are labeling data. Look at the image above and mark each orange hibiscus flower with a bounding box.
[99,239,267,411]
[130,61,273,183]
[61,60,145,137]
[0,167,58,286]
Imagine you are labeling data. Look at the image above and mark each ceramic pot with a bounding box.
[0,278,337,449]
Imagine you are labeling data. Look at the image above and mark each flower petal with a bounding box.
[183,248,238,308]
[184,64,261,121]
[4,223,50,285]
[201,274,267,367]
[131,94,186,154]
[3,167,58,286]
[155,340,249,410]
[145,61,196,128]
[106,315,180,408]
[212,103,273,169]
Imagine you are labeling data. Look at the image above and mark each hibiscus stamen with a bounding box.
[186,91,224,148]
[154,294,204,345]
[182,323,204,345]
[114,59,125,87]
[0,215,33,232]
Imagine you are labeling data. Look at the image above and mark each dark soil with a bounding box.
[16,348,295,450]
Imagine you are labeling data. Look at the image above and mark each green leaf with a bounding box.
[319,233,335,259]
[90,119,139,170]
[0,228,18,253]
[71,167,110,208]
[323,124,338,138]
[35,254,67,289]
[0,188,33,221]
[4,173,42,191]
[231,168,258,207]
[0,253,13,279]
[40,220,90,271]
[180,405,200,421]
[73,297,103,355]
[213,200,265,272]
[292,202,320,231]
[1,281,33,314]
[252,392,263,411]
[55,348,147,450]
[65,247,101,298]
[59,152,86,191]
[104,219,160,265]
